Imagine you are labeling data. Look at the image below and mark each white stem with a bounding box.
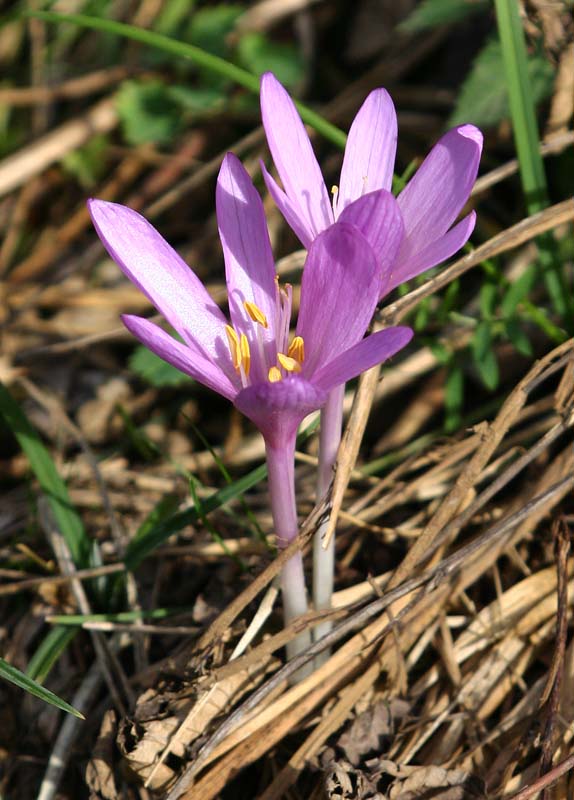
[265,437,312,668]
[313,383,345,658]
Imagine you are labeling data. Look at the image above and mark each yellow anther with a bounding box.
[240,333,250,376]
[331,184,339,196]
[277,352,301,373]
[268,366,282,383]
[287,336,305,363]
[225,325,241,371]
[244,300,268,328]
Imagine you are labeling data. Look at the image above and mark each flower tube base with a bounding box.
[313,384,344,665]
[265,437,313,674]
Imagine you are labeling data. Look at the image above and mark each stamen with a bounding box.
[277,353,301,373]
[244,300,268,328]
[225,325,241,371]
[268,366,282,383]
[240,333,250,376]
[331,184,339,216]
[287,336,305,363]
[361,175,368,196]
[279,283,292,355]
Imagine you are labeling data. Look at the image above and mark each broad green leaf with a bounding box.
[444,364,464,433]
[449,38,554,128]
[472,319,492,363]
[168,85,226,113]
[400,0,488,32]
[188,5,243,58]
[501,264,537,315]
[414,298,430,331]
[129,344,191,387]
[472,322,499,390]
[1,657,83,718]
[479,282,498,318]
[429,341,451,366]
[0,383,91,567]
[237,32,305,88]
[475,347,499,390]
[61,134,109,189]
[505,318,533,356]
[28,11,347,149]
[116,80,182,145]
[437,279,460,324]
[155,0,198,37]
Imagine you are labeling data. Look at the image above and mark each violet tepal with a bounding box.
[88,154,411,453]
[260,71,483,293]
[260,72,482,656]
[88,152,413,662]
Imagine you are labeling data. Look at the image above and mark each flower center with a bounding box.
[225,289,305,387]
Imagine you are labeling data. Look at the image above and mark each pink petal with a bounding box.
[89,200,228,360]
[338,89,397,213]
[234,376,327,448]
[260,72,333,238]
[216,154,278,382]
[397,124,482,262]
[388,211,476,291]
[337,189,405,297]
[261,162,314,249]
[122,315,238,400]
[296,223,380,374]
[313,326,413,392]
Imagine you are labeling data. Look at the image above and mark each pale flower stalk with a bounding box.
[259,72,483,643]
[89,152,413,663]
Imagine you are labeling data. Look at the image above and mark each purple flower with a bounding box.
[90,152,413,667]
[88,153,412,452]
[260,72,483,293]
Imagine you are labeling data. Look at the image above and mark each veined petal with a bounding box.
[261,162,314,249]
[89,200,227,360]
[216,154,277,381]
[122,315,238,401]
[313,326,413,393]
[389,211,476,291]
[397,124,482,262]
[260,72,333,237]
[338,189,405,297]
[338,89,397,213]
[234,376,326,448]
[296,223,380,374]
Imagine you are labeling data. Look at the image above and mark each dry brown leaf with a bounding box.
[86,710,119,800]
[388,765,485,799]
[337,699,411,767]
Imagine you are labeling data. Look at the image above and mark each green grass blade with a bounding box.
[0,383,91,567]
[47,606,194,625]
[1,657,84,718]
[125,419,319,569]
[126,461,268,569]
[494,0,572,324]
[26,627,78,683]
[27,10,346,149]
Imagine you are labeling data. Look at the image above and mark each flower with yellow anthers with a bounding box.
[89,152,412,664]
